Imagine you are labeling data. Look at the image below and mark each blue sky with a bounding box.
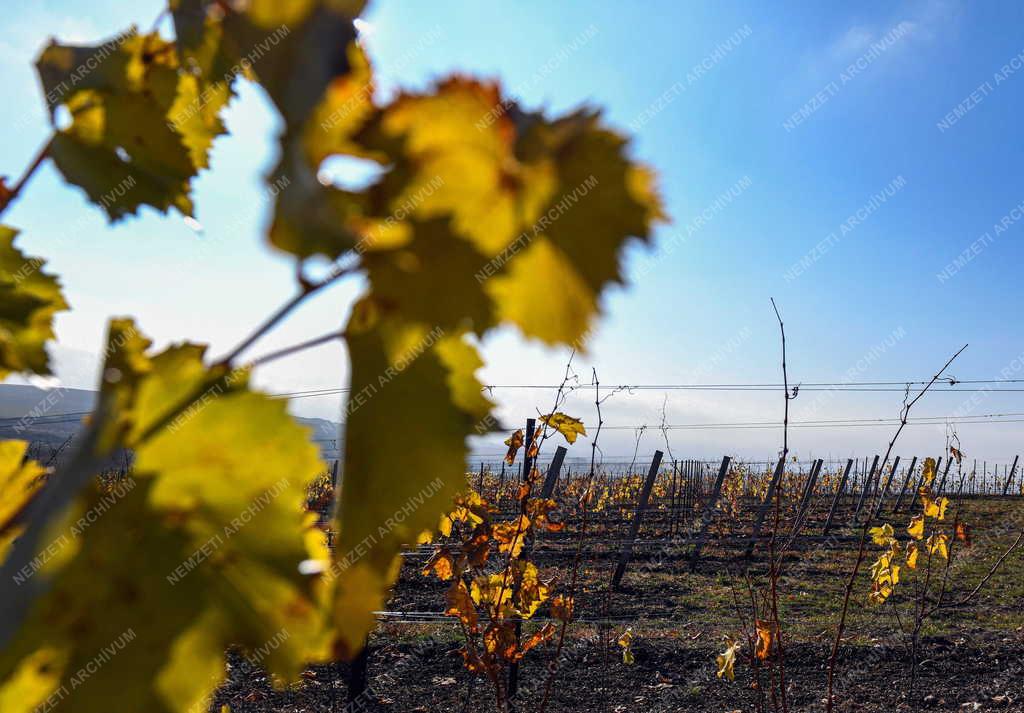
[3,0,1024,466]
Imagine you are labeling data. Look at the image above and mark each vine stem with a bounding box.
[0,136,53,218]
[247,328,345,367]
[768,297,790,713]
[215,265,356,367]
[824,343,967,713]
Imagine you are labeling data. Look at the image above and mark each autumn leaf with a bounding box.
[422,547,457,581]
[519,623,557,658]
[37,32,214,219]
[949,447,963,465]
[0,442,48,562]
[927,533,950,560]
[0,227,69,379]
[869,552,900,605]
[922,494,949,520]
[907,515,925,540]
[869,523,894,546]
[955,521,972,546]
[550,594,574,622]
[754,620,775,660]
[470,573,513,616]
[511,560,550,618]
[492,516,530,558]
[333,301,492,657]
[540,412,587,444]
[444,580,479,634]
[504,429,524,464]
[483,622,519,661]
[526,498,565,533]
[716,640,742,681]
[903,542,918,569]
[618,628,635,665]
[921,457,937,486]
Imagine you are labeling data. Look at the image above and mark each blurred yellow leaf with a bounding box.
[0,227,69,379]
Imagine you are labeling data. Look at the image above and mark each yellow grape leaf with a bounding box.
[444,580,479,634]
[526,498,565,533]
[439,490,488,537]
[470,573,512,614]
[922,495,949,520]
[618,627,635,665]
[169,0,238,91]
[906,542,919,569]
[869,553,900,604]
[716,640,742,681]
[754,620,775,660]
[289,76,663,347]
[492,516,530,558]
[0,227,69,379]
[422,547,457,581]
[334,299,492,657]
[512,560,550,619]
[907,515,925,541]
[921,457,936,486]
[540,412,587,444]
[37,32,219,219]
[869,523,894,546]
[504,429,524,464]
[488,110,665,347]
[927,533,950,560]
[483,622,519,662]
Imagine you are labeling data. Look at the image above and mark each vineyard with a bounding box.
[202,433,1024,713]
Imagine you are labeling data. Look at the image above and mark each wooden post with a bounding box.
[346,641,369,710]
[1002,455,1019,496]
[498,461,505,505]
[745,456,785,559]
[540,446,567,499]
[611,450,663,589]
[892,456,917,513]
[935,456,953,495]
[789,459,822,541]
[688,456,731,568]
[852,455,879,523]
[870,455,900,520]
[823,458,854,534]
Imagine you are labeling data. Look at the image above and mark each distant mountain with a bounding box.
[0,384,341,458]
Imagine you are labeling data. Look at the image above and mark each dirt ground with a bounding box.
[212,497,1024,713]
